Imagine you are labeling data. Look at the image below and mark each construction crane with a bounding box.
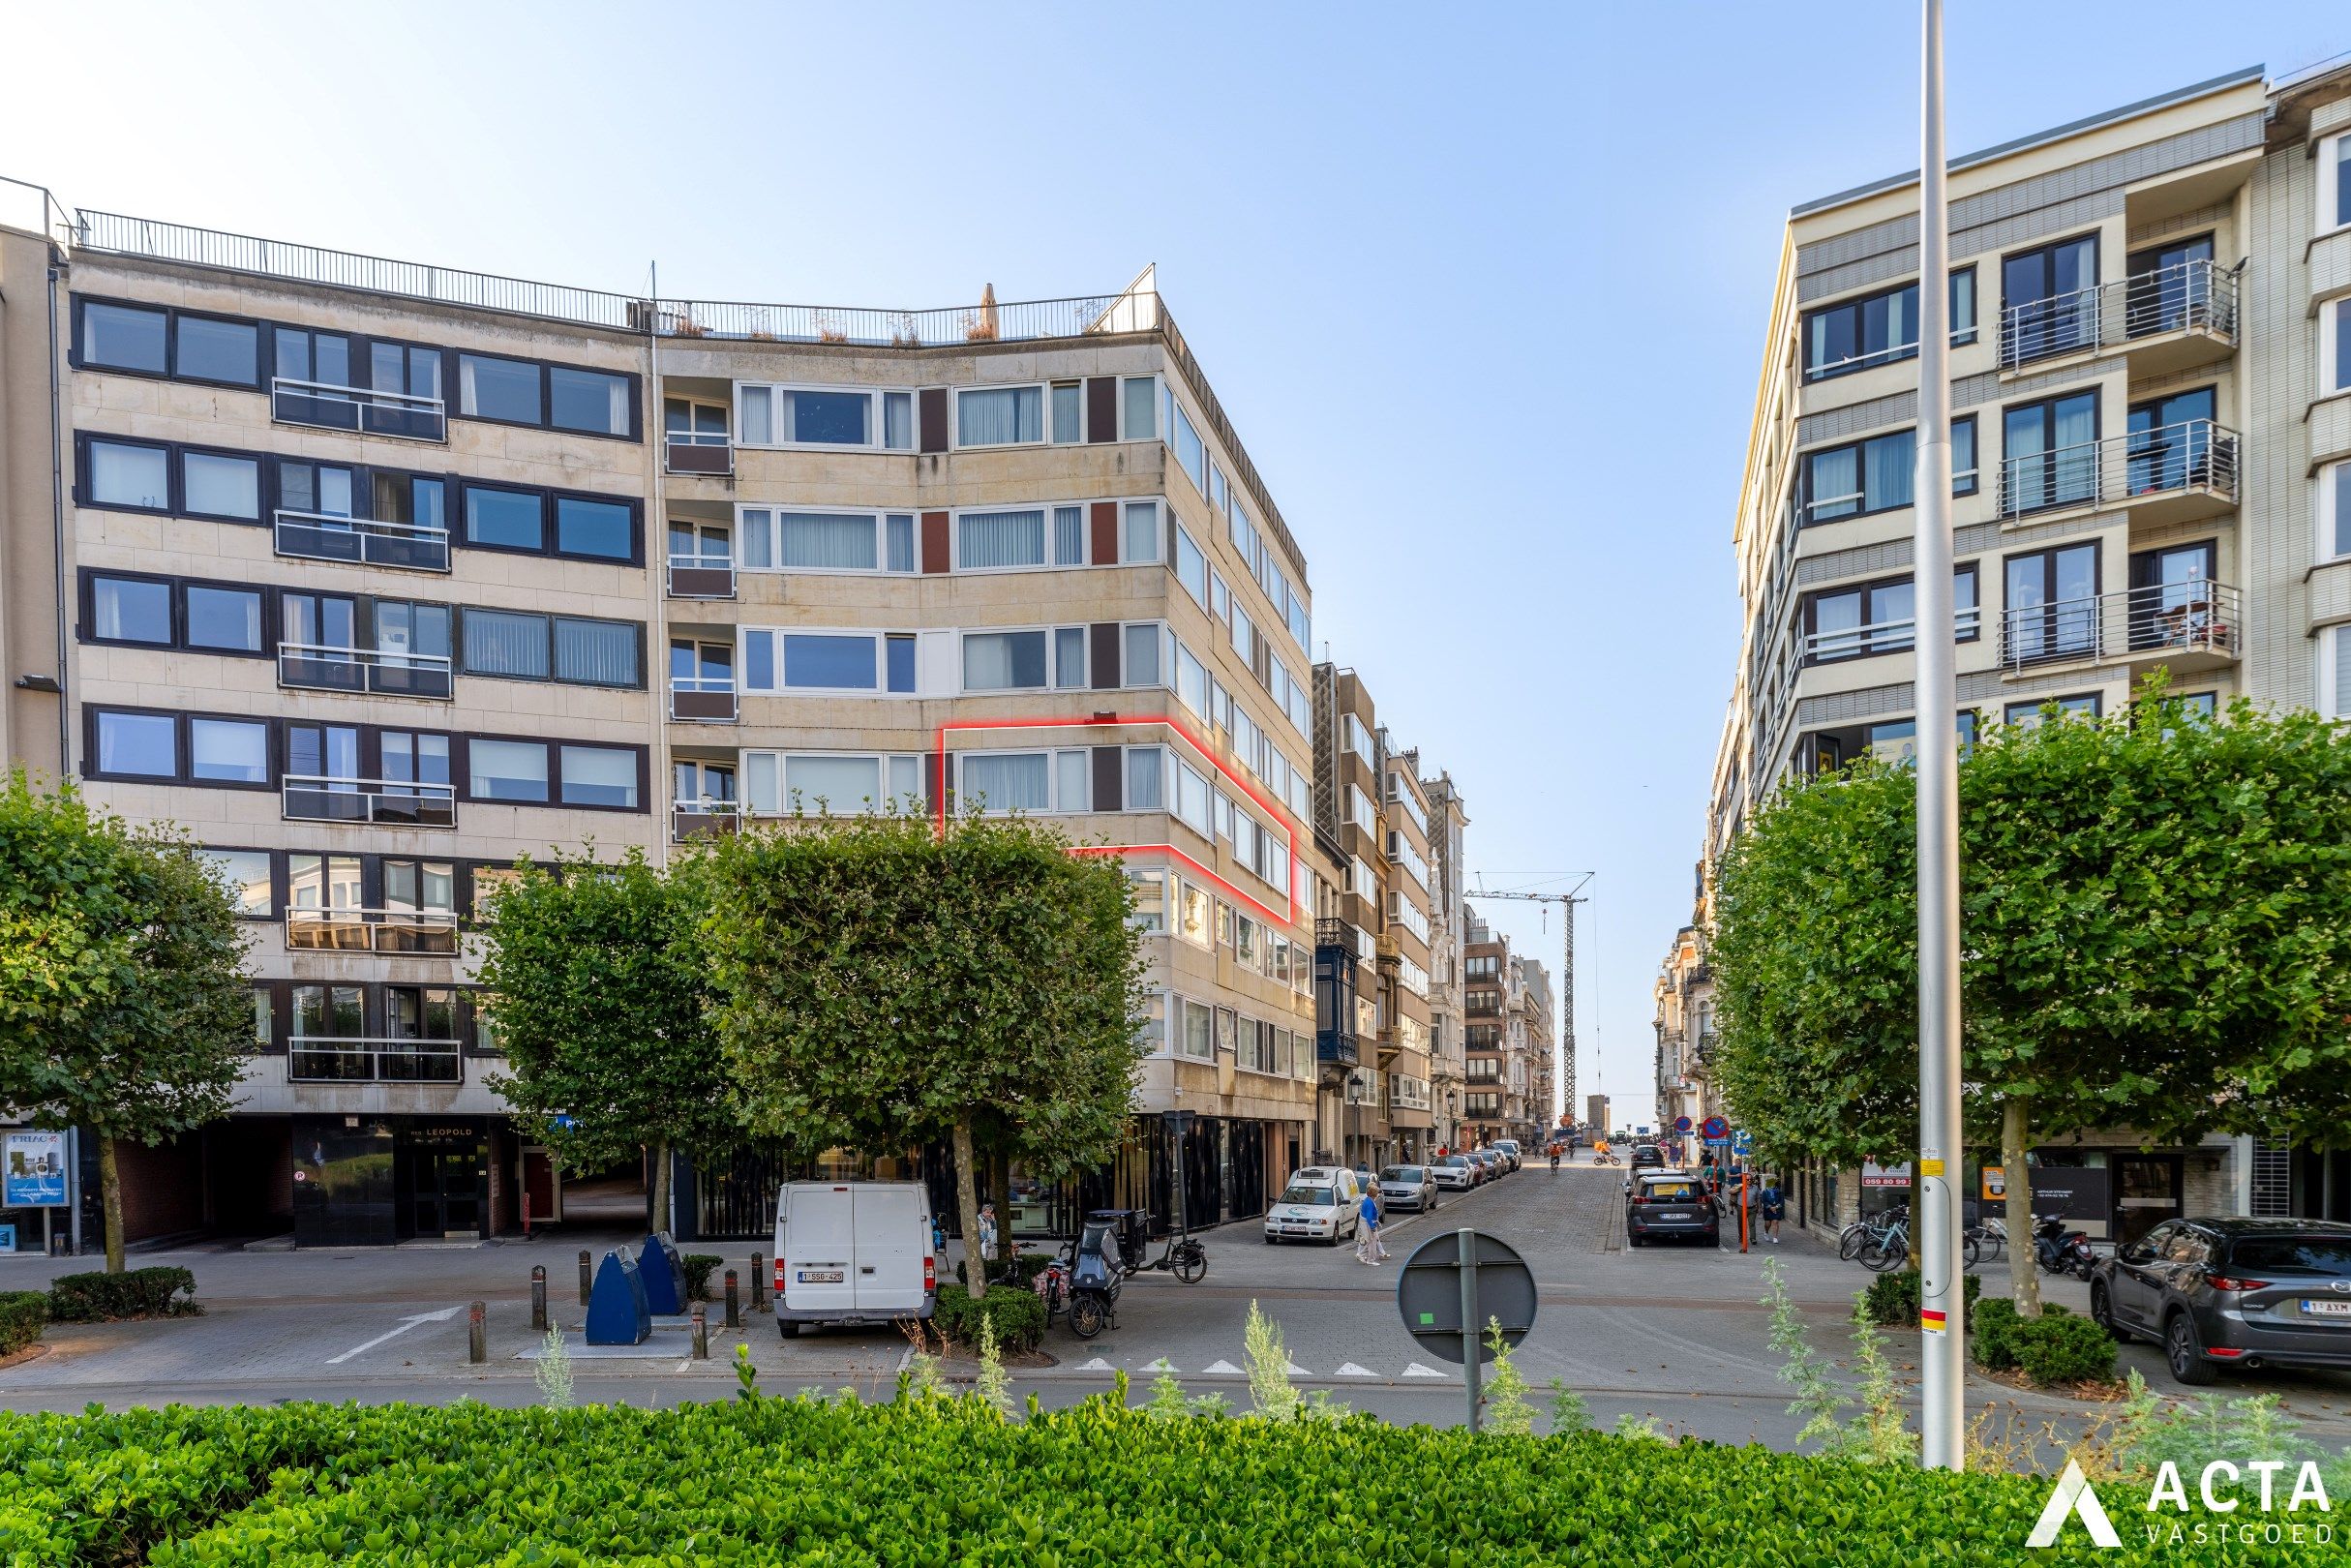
[1466,873,1592,1134]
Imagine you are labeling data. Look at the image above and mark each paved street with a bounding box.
[6,1159,2349,1449]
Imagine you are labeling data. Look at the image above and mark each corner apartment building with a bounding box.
[0,187,1326,1250]
[1700,60,2351,1243]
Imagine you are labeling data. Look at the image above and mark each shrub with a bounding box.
[0,1291,46,1357]
[45,1266,197,1322]
[952,1251,1054,1288]
[1972,1296,2022,1371]
[1858,1268,1980,1327]
[930,1282,1044,1354]
[2010,1304,2118,1386]
[679,1253,725,1302]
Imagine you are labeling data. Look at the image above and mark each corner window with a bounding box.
[1799,429,1914,523]
[955,385,1043,446]
[1175,527,1207,604]
[1801,269,1975,381]
[1124,500,1160,564]
[457,354,543,424]
[80,301,167,373]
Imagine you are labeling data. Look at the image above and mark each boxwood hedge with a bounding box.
[0,1396,2276,1565]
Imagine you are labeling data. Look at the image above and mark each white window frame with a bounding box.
[742,750,925,816]
[951,505,1054,574]
[734,382,912,453]
[2322,624,2351,720]
[2322,461,2351,565]
[740,627,917,696]
[1121,376,1160,441]
[736,504,918,577]
[2326,297,2351,399]
[953,747,1085,814]
[959,624,1080,694]
[2321,132,2351,236]
[952,383,1048,450]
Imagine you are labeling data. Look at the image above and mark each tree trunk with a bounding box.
[649,1139,673,1237]
[2003,1095,2039,1317]
[100,1135,126,1275]
[952,1117,985,1301]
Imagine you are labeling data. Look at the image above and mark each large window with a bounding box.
[2322,625,2351,721]
[2004,543,2099,665]
[181,451,260,521]
[2002,234,2100,364]
[549,367,632,437]
[742,751,924,816]
[555,497,634,560]
[2002,392,2099,514]
[1802,268,1977,380]
[173,316,259,386]
[85,573,171,646]
[955,385,1043,447]
[738,508,917,573]
[84,438,170,511]
[962,630,1049,691]
[77,300,168,374]
[457,352,637,437]
[959,751,1053,812]
[458,609,640,686]
[2327,297,2351,398]
[739,629,910,694]
[957,509,1047,569]
[190,718,269,783]
[93,710,177,777]
[1802,566,1976,662]
[2323,461,2351,563]
[457,354,542,424]
[559,745,639,808]
[1174,527,1207,604]
[461,483,638,563]
[2323,132,2351,235]
[737,385,912,450]
[467,739,549,802]
[464,487,542,551]
[1799,429,1914,523]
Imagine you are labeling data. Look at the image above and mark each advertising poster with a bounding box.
[3,1131,68,1208]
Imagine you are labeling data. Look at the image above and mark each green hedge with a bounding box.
[0,1291,45,1357]
[930,1282,1045,1352]
[44,1266,198,1323]
[1971,1299,2118,1385]
[0,1398,2262,1566]
[1857,1268,1980,1327]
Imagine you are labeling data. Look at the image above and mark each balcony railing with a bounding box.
[1999,259,2239,369]
[1996,420,2238,520]
[664,433,733,476]
[669,677,738,723]
[270,377,447,442]
[282,775,457,829]
[277,643,454,701]
[672,799,741,842]
[1801,606,1983,665]
[2000,580,2241,672]
[275,509,451,573]
[666,555,737,599]
[288,1037,462,1083]
[284,907,459,954]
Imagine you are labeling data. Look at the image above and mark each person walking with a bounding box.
[1354,1187,1387,1265]
[1761,1177,1786,1245]
[977,1202,999,1270]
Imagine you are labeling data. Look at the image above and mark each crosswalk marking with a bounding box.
[1283,1359,1311,1376]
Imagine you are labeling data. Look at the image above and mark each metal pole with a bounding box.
[1914,0,1966,1473]
[467,1301,486,1365]
[530,1265,548,1333]
[1457,1227,1482,1433]
[578,1249,593,1307]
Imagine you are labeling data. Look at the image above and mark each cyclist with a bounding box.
[1590,1135,1613,1165]
[1548,1140,1561,1171]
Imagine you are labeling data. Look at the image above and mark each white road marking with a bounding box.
[1283,1360,1311,1376]
[324,1305,464,1366]
[1144,1356,1179,1372]
[1074,1356,1116,1372]
[1333,1362,1374,1377]
[1402,1363,1449,1378]
[1199,1359,1243,1375]
[676,1360,691,1372]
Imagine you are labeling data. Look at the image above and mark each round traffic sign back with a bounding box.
[1396,1229,1536,1365]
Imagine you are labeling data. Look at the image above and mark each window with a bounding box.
[468,739,549,802]
[2325,461,2351,563]
[735,385,910,450]
[79,301,167,373]
[962,630,1048,691]
[1176,762,1212,839]
[462,609,552,678]
[2004,542,2099,665]
[274,327,350,391]
[956,385,1043,446]
[2001,392,2099,514]
[743,751,922,816]
[86,438,170,510]
[1952,416,1978,497]
[1127,746,1165,811]
[1802,567,1975,661]
[204,852,271,918]
[2325,132,2351,234]
[88,575,170,645]
[465,487,542,551]
[186,718,266,784]
[961,752,1051,811]
[958,508,1047,569]
[554,618,640,686]
[2322,625,2351,720]
[172,315,259,386]
[1175,640,1206,717]
[186,585,263,652]
[2004,693,2101,728]
[1174,527,1207,605]
[549,367,631,437]
[1802,269,1977,379]
[2328,297,2351,398]
[555,497,634,560]
[1050,381,1083,443]
[1053,626,1087,689]
[1169,397,1207,493]
[2003,234,2100,364]
[181,451,260,520]
[797,632,886,689]
[1122,377,1157,439]
[94,710,176,776]
[785,754,883,809]
[458,354,543,423]
[1181,997,1214,1057]
[1053,505,1085,566]
[559,745,638,808]
[1800,429,1914,523]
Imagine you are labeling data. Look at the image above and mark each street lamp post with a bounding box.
[1914,0,1966,1472]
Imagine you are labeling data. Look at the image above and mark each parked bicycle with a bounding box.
[1849,1205,1981,1273]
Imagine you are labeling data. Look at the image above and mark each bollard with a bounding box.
[578,1249,593,1307]
[724,1269,741,1328]
[690,1302,708,1360]
[468,1301,487,1365]
[751,1252,767,1312]
[530,1265,548,1333]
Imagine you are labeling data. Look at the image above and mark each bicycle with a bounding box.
[1858,1210,1982,1273]
[1839,1205,1904,1263]
[1139,1231,1209,1283]
[1968,1216,2007,1261]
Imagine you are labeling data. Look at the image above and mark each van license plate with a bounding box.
[2301,1299,2351,1316]
[798,1269,844,1283]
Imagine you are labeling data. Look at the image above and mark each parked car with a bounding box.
[1263,1166,1366,1246]
[1432,1155,1478,1192]
[1630,1144,1668,1174]
[1379,1164,1439,1214]
[1471,1150,1502,1182]
[1492,1139,1523,1171]
[772,1181,936,1338]
[2090,1218,2351,1385]
[1626,1170,1720,1248]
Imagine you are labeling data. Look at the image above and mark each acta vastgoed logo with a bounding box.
[2029,1456,2336,1550]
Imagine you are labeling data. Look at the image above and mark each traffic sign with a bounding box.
[1701,1115,1730,1141]
[1398,1228,1537,1435]
[1673,1116,1693,1134]
[1732,1130,1753,1156]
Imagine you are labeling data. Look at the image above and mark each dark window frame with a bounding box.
[1798,563,1979,666]
[74,431,176,516]
[1953,414,1979,498]
[1999,389,2103,516]
[197,845,282,921]
[454,732,648,814]
[1797,427,1916,526]
[70,293,265,387]
[459,481,643,565]
[451,349,643,443]
[83,705,276,792]
[173,440,267,524]
[456,606,645,689]
[76,567,272,660]
[1799,266,1979,382]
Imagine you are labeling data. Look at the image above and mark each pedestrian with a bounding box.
[977,1202,999,1267]
[1355,1187,1387,1265]
[1761,1176,1785,1245]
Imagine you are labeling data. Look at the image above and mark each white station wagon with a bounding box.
[1262,1166,1365,1246]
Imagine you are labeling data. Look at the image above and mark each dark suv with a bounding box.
[1630,1144,1667,1174]
[1626,1171,1720,1248]
[2090,1218,2351,1384]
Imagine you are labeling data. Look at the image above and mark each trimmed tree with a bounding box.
[1712,689,2351,1313]
[0,772,252,1271]
[703,810,1149,1299]
[472,848,735,1231]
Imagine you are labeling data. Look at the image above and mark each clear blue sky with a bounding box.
[9,3,2345,1128]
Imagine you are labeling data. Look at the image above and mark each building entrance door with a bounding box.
[2113,1154,2183,1248]
[397,1123,486,1239]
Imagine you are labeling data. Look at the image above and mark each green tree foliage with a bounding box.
[472,848,733,1228]
[702,811,1148,1297]
[0,773,250,1271]
[1713,692,2351,1311]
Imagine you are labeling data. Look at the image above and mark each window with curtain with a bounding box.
[1051,383,1083,443]
[463,609,552,678]
[961,630,1048,690]
[190,719,268,783]
[2328,462,2351,561]
[468,739,549,801]
[783,633,878,689]
[187,586,264,651]
[883,391,913,450]
[962,752,1050,811]
[779,512,879,570]
[92,577,170,643]
[1055,750,1089,810]
[1053,627,1086,689]
[738,386,774,445]
[958,509,1046,568]
[784,753,882,810]
[549,367,631,436]
[1122,377,1157,439]
[1124,623,1161,686]
[1801,429,1914,522]
[1124,500,1160,563]
[89,440,169,509]
[559,745,638,807]
[553,618,640,686]
[956,386,1042,446]
[182,452,259,519]
[1053,505,1085,565]
[1127,746,1165,810]
[886,514,916,572]
[458,354,541,423]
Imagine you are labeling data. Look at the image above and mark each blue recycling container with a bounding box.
[638,1230,689,1316]
[585,1247,651,1344]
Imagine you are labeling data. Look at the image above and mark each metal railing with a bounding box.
[281,775,457,829]
[285,907,460,954]
[288,1037,463,1083]
[1999,258,2238,368]
[663,433,733,476]
[1997,420,2238,519]
[2000,580,2242,672]
[1801,606,1982,664]
[277,643,454,700]
[274,509,451,573]
[669,676,738,723]
[653,290,1160,347]
[271,377,447,442]
[672,799,741,842]
[665,556,737,599]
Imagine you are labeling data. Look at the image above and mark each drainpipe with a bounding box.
[47,235,71,776]
[644,264,673,870]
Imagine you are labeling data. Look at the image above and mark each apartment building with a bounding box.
[1378,738,1436,1161]
[1310,665,1388,1168]
[1651,920,1718,1138]
[1419,769,1470,1151]
[1698,59,2351,1241]
[1511,953,1555,1142]
[0,190,1327,1249]
[1460,913,1547,1146]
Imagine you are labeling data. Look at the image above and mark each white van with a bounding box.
[1262,1165,1365,1246]
[770,1181,936,1337]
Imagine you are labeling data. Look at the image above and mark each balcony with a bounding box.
[1802,605,1983,665]
[672,799,742,842]
[666,555,737,600]
[277,643,454,701]
[1999,259,2238,374]
[2000,580,2241,675]
[285,907,459,954]
[271,378,448,442]
[282,775,456,829]
[275,510,451,574]
[1997,420,2239,528]
[288,1037,462,1083]
[664,433,733,477]
[670,678,738,723]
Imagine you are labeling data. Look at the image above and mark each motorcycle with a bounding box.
[2033,1213,2095,1281]
[1065,1214,1126,1339]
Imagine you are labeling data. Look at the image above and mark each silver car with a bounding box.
[1378,1164,1439,1214]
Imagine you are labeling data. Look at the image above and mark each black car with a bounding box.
[1630,1144,1668,1174]
[1626,1171,1720,1248]
[2091,1218,2351,1385]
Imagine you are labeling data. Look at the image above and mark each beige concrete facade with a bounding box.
[1419,770,1470,1152]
